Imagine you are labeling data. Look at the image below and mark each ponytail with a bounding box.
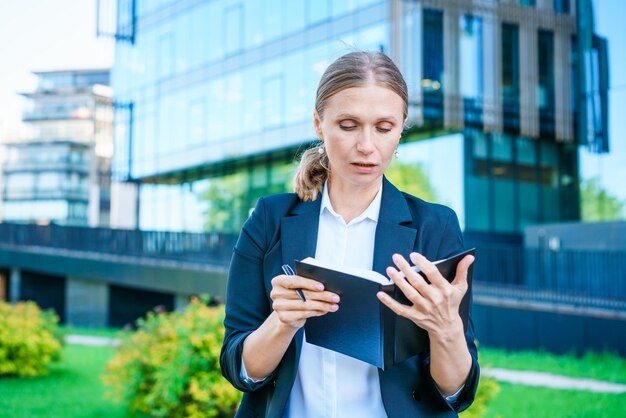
[293,143,329,202]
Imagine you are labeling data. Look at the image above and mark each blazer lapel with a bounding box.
[372,177,418,276]
[280,198,321,269]
[279,197,322,377]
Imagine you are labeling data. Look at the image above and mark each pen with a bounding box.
[281,264,306,302]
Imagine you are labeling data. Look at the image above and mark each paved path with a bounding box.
[65,334,120,347]
[65,335,626,394]
[482,368,626,394]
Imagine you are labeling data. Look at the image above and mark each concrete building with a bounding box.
[1,69,113,227]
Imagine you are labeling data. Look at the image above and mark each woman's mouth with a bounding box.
[351,162,377,173]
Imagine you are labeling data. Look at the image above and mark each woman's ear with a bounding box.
[313,109,324,140]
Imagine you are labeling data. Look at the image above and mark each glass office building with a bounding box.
[107,0,588,235]
[1,69,113,226]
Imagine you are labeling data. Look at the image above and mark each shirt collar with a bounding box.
[320,181,383,224]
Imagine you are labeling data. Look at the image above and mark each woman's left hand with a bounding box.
[376,252,475,337]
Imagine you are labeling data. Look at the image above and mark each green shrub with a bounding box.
[460,376,500,418]
[0,301,62,377]
[102,297,241,418]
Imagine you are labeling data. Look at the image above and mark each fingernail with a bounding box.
[332,295,340,303]
[316,284,324,291]
[392,254,401,261]
[330,304,339,311]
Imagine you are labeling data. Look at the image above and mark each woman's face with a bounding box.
[314,83,404,191]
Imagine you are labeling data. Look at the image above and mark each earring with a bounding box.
[318,145,325,155]
[394,149,399,159]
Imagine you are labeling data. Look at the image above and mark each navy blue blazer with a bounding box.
[221,178,479,417]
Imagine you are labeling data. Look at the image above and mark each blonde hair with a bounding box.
[293,51,408,201]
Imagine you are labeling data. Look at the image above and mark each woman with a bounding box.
[220,51,479,418]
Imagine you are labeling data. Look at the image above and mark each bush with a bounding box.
[102,297,241,418]
[460,376,500,418]
[0,301,62,377]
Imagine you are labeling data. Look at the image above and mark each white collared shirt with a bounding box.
[240,182,463,415]
[284,182,387,418]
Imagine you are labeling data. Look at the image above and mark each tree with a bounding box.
[199,174,247,233]
[385,160,439,203]
[580,178,625,221]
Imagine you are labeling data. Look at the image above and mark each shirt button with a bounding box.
[412,389,422,402]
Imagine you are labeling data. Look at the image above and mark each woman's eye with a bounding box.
[377,127,392,133]
[339,124,357,130]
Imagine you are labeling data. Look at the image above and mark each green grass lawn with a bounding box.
[479,347,626,384]
[0,338,624,418]
[61,326,125,339]
[485,383,626,418]
[0,344,142,418]
[477,348,626,418]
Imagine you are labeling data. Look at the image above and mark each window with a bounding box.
[423,9,444,121]
[554,0,570,14]
[422,9,444,92]
[307,0,330,25]
[262,75,284,128]
[224,4,243,55]
[502,23,520,132]
[538,30,555,136]
[157,34,174,79]
[460,15,483,125]
[188,98,206,146]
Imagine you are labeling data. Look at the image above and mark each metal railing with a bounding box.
[0,222,238,267]
[472,243,626,311]
[1,222,625,309]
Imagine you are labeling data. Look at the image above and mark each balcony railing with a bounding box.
[3,160,89,173]
[0,222,238,267]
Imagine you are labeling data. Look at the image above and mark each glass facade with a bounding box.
[109,0,584,234]
[113,0,388,230]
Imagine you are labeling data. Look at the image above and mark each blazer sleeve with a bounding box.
[220,197,277,392]
[420,208,480,413]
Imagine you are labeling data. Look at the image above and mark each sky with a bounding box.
[0,0,623,205]
[578,0,626,207]
[0,0,113,140]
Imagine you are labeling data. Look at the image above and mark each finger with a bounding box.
[451,255,475,289]
[409,252,448,289]
[273,299,339,313]
[272,275,325,292]
[280,309,337,323]
[386,265,427,304]
[302,290,340,304]
[272,288,339,303]
[391,254,433,297]
[376,291,415,320]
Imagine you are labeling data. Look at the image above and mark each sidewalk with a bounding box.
[482,367,626,394]
[65,334,626,394]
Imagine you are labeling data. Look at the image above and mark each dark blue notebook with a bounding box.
[295,248,475,370]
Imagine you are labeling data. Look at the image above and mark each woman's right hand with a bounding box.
[270,274,340,329]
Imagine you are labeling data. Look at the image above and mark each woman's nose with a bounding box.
[356,129,374,154]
